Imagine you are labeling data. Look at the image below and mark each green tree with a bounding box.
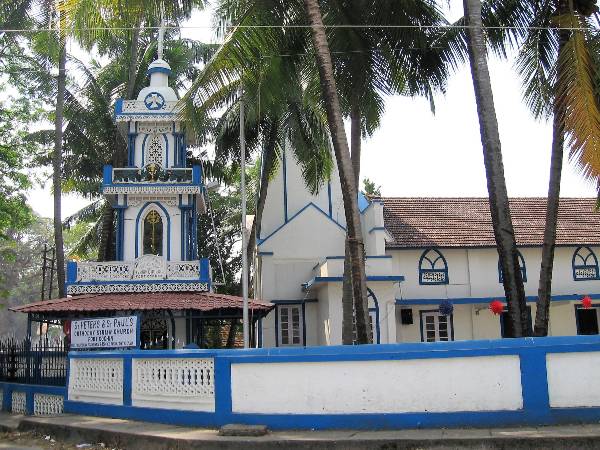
[0,93,38,242]
[463,0,529,336]
[363,178,381,197]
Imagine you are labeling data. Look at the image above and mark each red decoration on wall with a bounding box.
[489,300,504,315]
[62,320,71,336]
[582,295,593,309]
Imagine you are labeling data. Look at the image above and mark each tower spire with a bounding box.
[157,7,165,60]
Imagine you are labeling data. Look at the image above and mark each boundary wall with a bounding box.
[0,383,66,416]
[59,335,600,430]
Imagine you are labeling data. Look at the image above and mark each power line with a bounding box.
[0,24,599,33]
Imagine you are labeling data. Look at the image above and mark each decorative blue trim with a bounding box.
[147,66,172,76]
[499,251,527,283]
[134,202,171,260]
[282,147,288,223]
[327,182,332,217]
[419,248,449,285]
[369,227,386,234]
[396,293,600,306]
[304,275,404,290]
[258,203,346,246]
[573,246,600,281]
[258,252,274,256]
[127,133,137,166]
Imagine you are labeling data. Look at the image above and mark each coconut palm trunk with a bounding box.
[534,110,564,336]
[342,102,369,344]
[303,0,370,344]
[463,0,529,336]
[534,7,570,336]
[53,33,67,298]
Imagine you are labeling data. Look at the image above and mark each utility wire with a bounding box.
[1,24,599,33]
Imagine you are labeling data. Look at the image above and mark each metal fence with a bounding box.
[0,338,67,386]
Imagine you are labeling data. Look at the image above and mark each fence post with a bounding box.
[520,346,551,421]
[214,354,232,426]
[123,355,132,406]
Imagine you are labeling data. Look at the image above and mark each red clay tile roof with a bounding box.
[378,197,600,248]
[11,292,274,314]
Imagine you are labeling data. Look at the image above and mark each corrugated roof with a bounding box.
[378,197,600,248]
[11,292,274,314]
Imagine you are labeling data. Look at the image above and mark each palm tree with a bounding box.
[463,0,529,336]
[485,0,600,335]
[318,0,458,343]
[302,0,374,343]
[182,1,335,297]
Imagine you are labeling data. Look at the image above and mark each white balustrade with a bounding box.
[68,358,123,405]
[132,358,215,411]
[34,394,64,416]
[11,391,26,414]
[75,258,201,282]
[132,255,166,280]
[77,261,133,282]
[166,261,199,280]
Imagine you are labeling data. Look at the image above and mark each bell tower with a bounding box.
[65,53,211,295]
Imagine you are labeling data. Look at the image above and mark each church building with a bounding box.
[254,149,600,347]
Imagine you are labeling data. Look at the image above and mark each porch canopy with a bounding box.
[11,292,274,349]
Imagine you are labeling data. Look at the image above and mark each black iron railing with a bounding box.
[0,338,67,386]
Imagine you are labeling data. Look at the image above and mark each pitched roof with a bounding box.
[378,197,600,248]
[11,292,274,314]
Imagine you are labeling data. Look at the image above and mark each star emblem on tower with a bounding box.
[144,92,166,110]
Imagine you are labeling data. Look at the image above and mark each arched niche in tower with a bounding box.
[135,202,171,260]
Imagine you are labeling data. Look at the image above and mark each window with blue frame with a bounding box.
[572,246,600,281]
[419,249,449,285]
[498,251,527,283]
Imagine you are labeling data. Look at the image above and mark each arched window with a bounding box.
[419,249,449,285]
[573,246,600,280]
[498,251,526,283]
[145,134,164,167]
[143,210,163,256]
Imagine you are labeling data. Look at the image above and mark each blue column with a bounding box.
[123,356,132,406]
[128,133,137,167]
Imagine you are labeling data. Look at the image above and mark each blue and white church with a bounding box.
[13,49,272,349]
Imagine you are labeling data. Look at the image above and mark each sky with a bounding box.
[26,0,597,219]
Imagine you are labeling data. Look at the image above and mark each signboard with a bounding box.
[70,316,139,350]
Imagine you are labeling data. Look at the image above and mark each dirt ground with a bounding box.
[0,430,123,450]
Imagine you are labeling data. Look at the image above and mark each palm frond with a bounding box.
[556,13,600,181]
